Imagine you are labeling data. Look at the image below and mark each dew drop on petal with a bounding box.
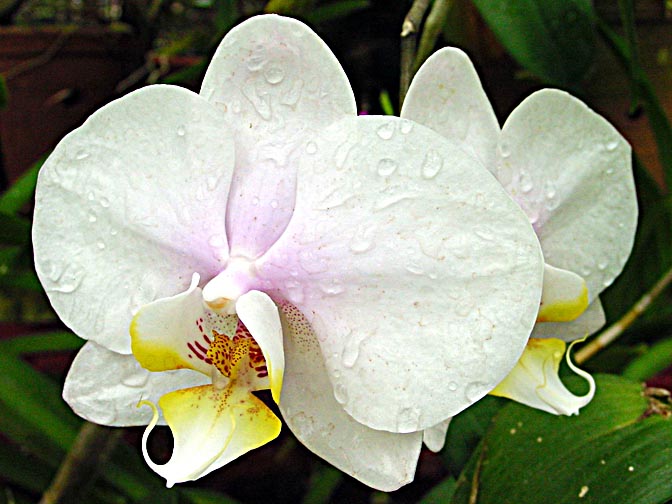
[341,331,367,368]
[75,150,89,160]
[396,407,421,432]
[544,180,557,199]
[597,259,608,271]
[606,167,614,175]
[377,158,398,177]
[252,196,260,206]
[448,381,458,392]
[499,141,511,158]
[376,122,395,140]
[121,372,150,388]
[305,141,318,155]
[333,382,348,405]
[606,140,619,151]
[264,66,285,84]
[177,125,186,137]
[349,235,373,254]
[270,199,279,209]
[519,171,533,193]
[464,381,487,402]
[421,150,443,179]
[400,119,414,134]
[96,240,106,250]
[100,197,110,208]
[88,213,97,223]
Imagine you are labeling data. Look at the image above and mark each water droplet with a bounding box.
[281,78,304,107]
[605,167,614,175]
[94,407,118,425]
[75,150,89,160]
[349,235,373,253]
[405,264,424,275]
[421,150,443,179]
[544,180,556,199]
[400,119,413,134]
[264,66,285,84]
[464,381,487,402]
[519,171,533,193]
[88,213,97,223]
[499,141,511,158]
[87,192,95,201]
[448,381,458,392]
[341,331,367,368]
[377,158,398,177]
[96,240,106,250]
[110,229,118,236]
[376,122,395,140]
[100,197,110,208]
[305,141,318,155]
[207,176,220,191]
[455,299,474,317]
[396,407,421,432]
[333,383,348,405]
[606,140,619,151]
[122,372,150,388]
[320,280,344,296]
[177,125,186,137]
[270,199,279,209]
[290,412,313,435]
[285,280,305,303]
[246,47,266,72]
[252,196,260,206]
[597,260,608,271]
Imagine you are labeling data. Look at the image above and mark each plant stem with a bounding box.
[575,264,672,364]
[400,0,430,106]
[413,0,452,74]
[39,422,122,504]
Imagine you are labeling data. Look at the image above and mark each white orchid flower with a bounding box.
[402,48,637,429]
[33,16,545,490]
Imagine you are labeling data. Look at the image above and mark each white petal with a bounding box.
[277,302,421,491]
[259,115,544,433]
[532,298,606,341]
[235,290,284,403]
[33,85,235,354]
[200,14,356,259]
[537,263,588,323]
[63,341,208,427]
[401,47,500,171]
[423,419,451,453]
[498,89,638,300]
[490,338,595,415]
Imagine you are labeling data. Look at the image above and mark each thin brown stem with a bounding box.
[39,422,122,504]
[400,0,430,106]
[575,264,672,364]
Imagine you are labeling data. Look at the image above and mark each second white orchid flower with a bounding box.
[402,48,637,430]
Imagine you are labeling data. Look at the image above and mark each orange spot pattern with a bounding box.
[205,320,268,380]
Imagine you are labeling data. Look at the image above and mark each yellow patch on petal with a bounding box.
[139,384,281,487]
[490,337,595,415]
[537,264,589,323]
[130,313,194,372]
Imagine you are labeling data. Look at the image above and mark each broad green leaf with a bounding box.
[452,375,672,504]
[0,213,30,246]
[264,0,315,15]
[0,155,44,215]
[305,0,370,24]
[472,0,596,89]
[419,477,457,503]
[0,331,83,355]
[442,395,504,477]
[623,337,672,381]
[301,463,342,504]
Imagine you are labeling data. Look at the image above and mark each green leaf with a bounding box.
[0,213,30,246]
[452,375,672,504]
[264,0,315,16]
[472,0,596,89]
[301,463,342,504]
[0,155,44,215]
[0,331,83,355]
[623,337,672,381]
[442,395,504,477]
[305,0,370,24]
[419,477,457,503]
